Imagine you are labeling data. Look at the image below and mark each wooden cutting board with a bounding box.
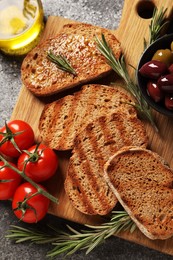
[11,0,173,256]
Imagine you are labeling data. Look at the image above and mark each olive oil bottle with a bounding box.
[0,0,44,55]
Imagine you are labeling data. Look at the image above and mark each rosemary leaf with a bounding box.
[6,225,58,244]
[86,234,105,254]
[145,7,169,48]
[130,222,137,233]
[47,50,77,76]
[95,35,130,85]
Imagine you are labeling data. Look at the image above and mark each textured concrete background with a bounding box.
[0,0,172,259]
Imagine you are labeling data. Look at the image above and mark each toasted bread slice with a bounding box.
[104,146,173,239]
[21,22,121,96]
[39,84,137,150]
[64,114,148,215]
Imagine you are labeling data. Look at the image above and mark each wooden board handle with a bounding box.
[116,0,173,69]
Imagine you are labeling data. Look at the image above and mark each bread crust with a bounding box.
[21,23,121,96]
[104,146,173,240]
[39,84,137,150]
[64,116,148,216]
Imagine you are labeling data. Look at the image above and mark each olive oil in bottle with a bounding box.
[0,0,44,55]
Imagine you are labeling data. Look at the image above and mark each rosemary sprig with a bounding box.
[144,7,169,49]
[6,211,136,258]
[47,50,77,76]
[95,34,157,131]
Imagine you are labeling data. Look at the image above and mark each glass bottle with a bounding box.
[0,0,44,55]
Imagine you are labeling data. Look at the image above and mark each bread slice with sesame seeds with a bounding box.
[64,114,148,216]
[21,22,121,96]
[104,146,173,239]
[38,84,137,150]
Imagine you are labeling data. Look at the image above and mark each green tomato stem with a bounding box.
[0,122,23,153]
[0,155,58,204]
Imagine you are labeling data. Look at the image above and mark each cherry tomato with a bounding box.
[12,182,50,223]
[17,144,58,182]
[0,120,35,158]
[0,161,22,200]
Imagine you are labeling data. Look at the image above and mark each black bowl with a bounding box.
[137,33,173,117]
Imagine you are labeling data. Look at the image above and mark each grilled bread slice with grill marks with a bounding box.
[64,113,148,215]
[21,22,121,96]
[38,84,137,150]
[104,146,173,239]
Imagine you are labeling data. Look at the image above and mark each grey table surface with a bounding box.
[0,0,173,259]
